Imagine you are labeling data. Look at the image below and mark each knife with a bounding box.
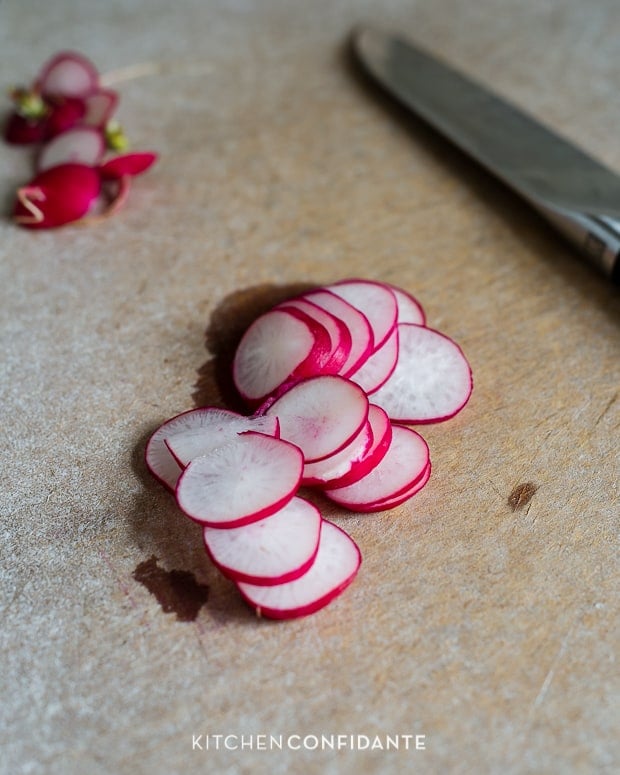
[353,25,620,283]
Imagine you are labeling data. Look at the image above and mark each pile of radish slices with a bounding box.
[146,279,473,619]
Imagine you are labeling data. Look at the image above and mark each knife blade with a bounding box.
[353,25,620,283]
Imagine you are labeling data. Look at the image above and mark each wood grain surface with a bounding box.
[1,1,618,773]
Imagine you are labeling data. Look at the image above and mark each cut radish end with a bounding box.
[348,326,399,394]
[325,424,430,509]
[385,282,426,325]
[302,416,373,486]
[4,113,48,144]
[322,404,392,489]
[45,97,86,137]
[175,432,303,527]
[36,126,105,172]
[204,497,322,586]
[145,407,279,491]
[100,152,159,180]
[301,288,374,376]
[83,88,118,128]
[358,461,431,512]
[372,324,473,423]
[326,279,397,350]
[232,308,331,403]
[37,51,99,98]
[13,163,101,229]
[262,374,369,462]
[237,519,361,619]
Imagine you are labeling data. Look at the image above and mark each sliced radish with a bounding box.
[348,326,399,394]
[203,496,322,586]
[372,324,473,423]
[237,519,361,619]
[322,404,392,489]
[233,308,331,403]
[36,126,105,172]
[262,374,369,462]
[325,424,429,510]
[301,288,374,376]
[277,298,352,375]
[326,279,397,350]
[384,282,426,325]
[37,51,99,98]
[301,416,373,486]
[359,461,431,512]
[45,97,86,137]
[100,152,158,180]
[175,432,303,527]
[145,407,279,491]
[83,88,118,128]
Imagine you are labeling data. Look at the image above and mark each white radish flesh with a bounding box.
[175,432,303,527]
[325,424,429,509]
[37,51,99,98]
[302,417,373,486]
[385,283,426,325]
[36,126,105,172]
[359,462,431,512]
[372,324,473,423]
[326,279,397,349]
[237,520,361,619]
[203,497,322,585]
[83,88,118,127]
[348,326,399,394]
[263,375,369,462]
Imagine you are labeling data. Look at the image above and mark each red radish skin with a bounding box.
[326,279,398,350]
[37,51,99,98]
[203,497,322,586]
[145,407,279,491]
[45,97,87,137]
[100,152,159,180]
[262,374,369,463]
[36,126,105,172]
[4,113,48,145]
[348,326,399,394]
[372,324,473,423]
[325,424,430,510]
[237,520,361,619]
[301,417,373,486]
[175,432,303,528]
[358,462,431,512]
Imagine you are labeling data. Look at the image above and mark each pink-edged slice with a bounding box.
[203,496,322,586]
[237,519,361,619]
[233,308,332,403]
[358,461,431,512]
[372,324,473,423]
[301,416,373,486]
[348,326,399,394]
[175,431,303,527]
[145,407,279,491]
[36,126,105,172]
[326,279,398,350]
[83,88,118,128]
[322,404,392,489]
[384,282,426,325]
[262,374,369,462]
[325,424,429,510]
[301,288,374,376]
[37,51,99,98]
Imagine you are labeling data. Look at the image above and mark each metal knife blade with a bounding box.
[353,25,620,282]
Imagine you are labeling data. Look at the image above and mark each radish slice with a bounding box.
[348,326,399,394]
[359,462,431,512]
[237,519,361,619]
[203,497,322,586]
[83,88,118,128]
[301,289,374,376]
[301,417,373,486]
[100,152,158,179]
[145,407,279,491]
[326,279,397,350]
[175,432,303,527]
[262,375,369,463]
[233,308,332,403]
[277,298,352,375]
[36,126,105,172]
[385,283,426,325]
[322,404,392,489]
[46,97,86,137]
[37,51,99,98]
[372,324,473,423]
[325,424,429,510]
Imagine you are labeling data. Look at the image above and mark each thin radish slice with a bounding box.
[100,152,158,179]
[359,462,431,512]
[237,519,361,619]
[348,326,399,394]
[302,417,373,486]
[326,279,397,350]
[175,432,303,527]
[262,375,369,463]
[37,51,99,98]
[277,298,352,375]
[36,126,105,172]
[203,497,322,586]
[384,282,426,325]
[325,424,429,509]
[372,324,473,423]
[233,308,331,403]
[322,404,392,489]
[145,407,278,491]
[83,88,118,128]
[301,289,374,376]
